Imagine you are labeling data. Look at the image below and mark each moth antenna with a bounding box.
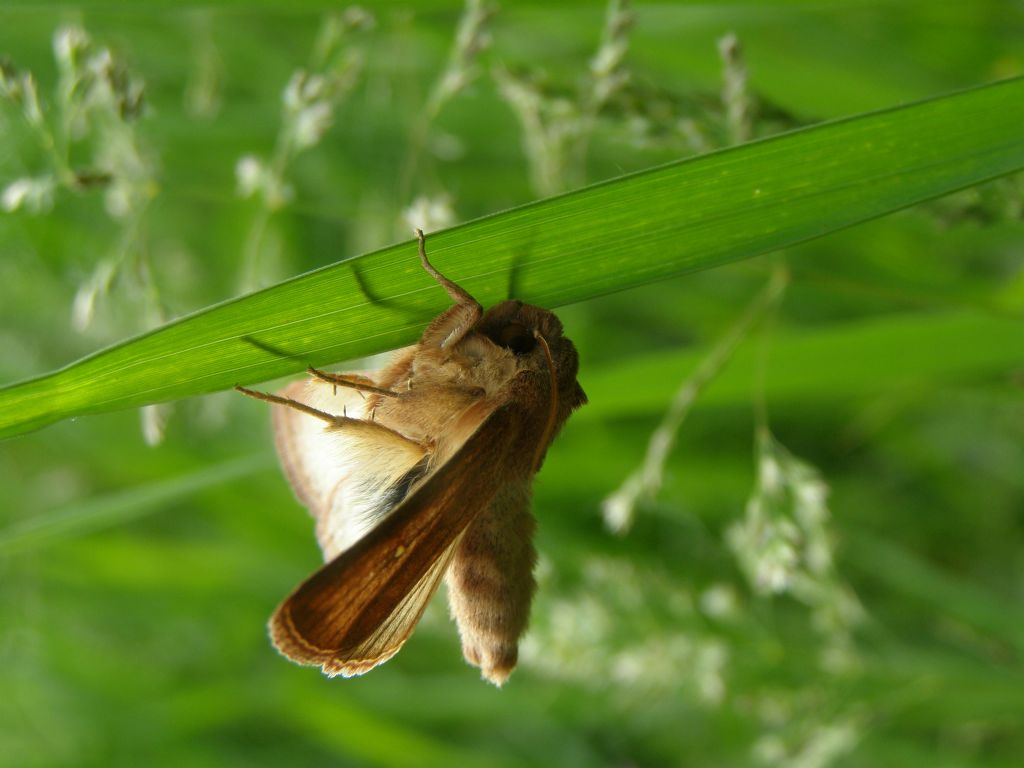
[531,331,560,473]
[416,229,478,307]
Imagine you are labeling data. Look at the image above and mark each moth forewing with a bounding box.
[241,229,585,685]
[270,400,529,676]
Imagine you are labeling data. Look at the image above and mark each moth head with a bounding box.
[478,300,587,414]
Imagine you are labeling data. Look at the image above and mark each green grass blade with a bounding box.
[1,77,1022,439]
[0,454,271,555]
[845,530,1024,654]
[581,310,1024,419]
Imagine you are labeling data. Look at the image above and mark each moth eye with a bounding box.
[495,322,536,356]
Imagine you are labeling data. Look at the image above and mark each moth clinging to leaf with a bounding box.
[237,230,586,686]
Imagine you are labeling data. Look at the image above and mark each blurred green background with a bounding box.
[1,2,1023,766]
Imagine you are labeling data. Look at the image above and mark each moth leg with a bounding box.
[415,228,483,350]
[235,385,431,451]
[416,228,476,306]
[306,367,400,398]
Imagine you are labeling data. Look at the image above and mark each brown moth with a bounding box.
[237,230,585,686]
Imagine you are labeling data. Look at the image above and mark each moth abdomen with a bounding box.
[446,484,536,685]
